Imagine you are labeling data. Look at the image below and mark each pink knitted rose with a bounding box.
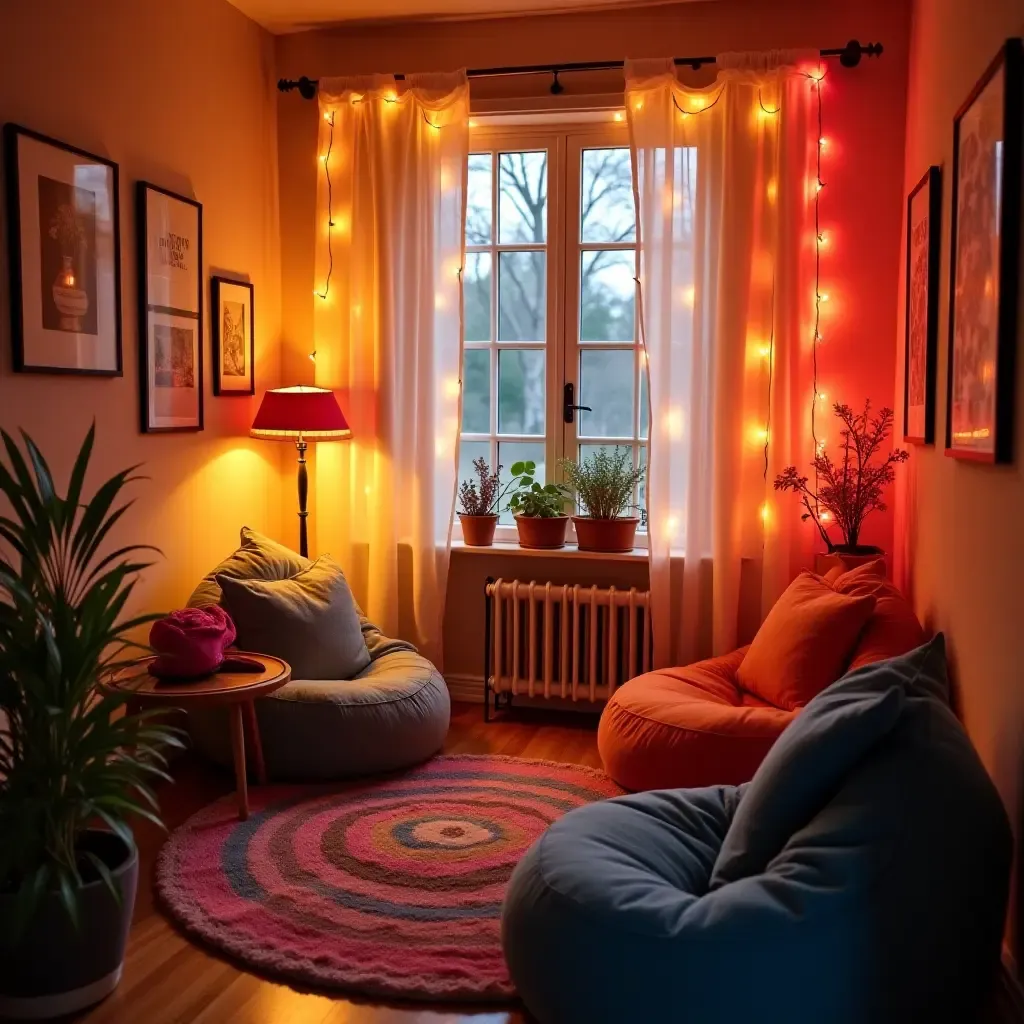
[149,606,237,680]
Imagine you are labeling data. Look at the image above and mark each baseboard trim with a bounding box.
[445,674,484,703]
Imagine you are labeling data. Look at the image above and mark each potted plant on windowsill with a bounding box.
[508,460,571,550]
[774,400,909,575]
[0,426,184,1019]
[560,447,647,553]
[457,457,504,547]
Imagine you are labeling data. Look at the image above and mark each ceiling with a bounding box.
[228,0,692,34]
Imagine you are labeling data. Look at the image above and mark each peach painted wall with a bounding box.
[894,0,1024,960]
[274,0,911,676]
[0,0,289,615]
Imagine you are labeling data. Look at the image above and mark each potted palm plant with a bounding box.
[774,400,909,575]
[457,457,513,547]
[560,447,646,553]
[507,460,571,550]
[0,426,183,1019]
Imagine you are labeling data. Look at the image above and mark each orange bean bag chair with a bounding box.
[598,561,925,792]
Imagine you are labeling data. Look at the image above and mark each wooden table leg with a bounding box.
[243,700,267,785]
[228,704,249,821]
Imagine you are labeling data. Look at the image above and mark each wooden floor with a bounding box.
[74,702,601,1024]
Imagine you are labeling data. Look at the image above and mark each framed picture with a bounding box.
[211,277,254,396]
[946,38,1023,463]
[904,166,941,444]
[3,124,122,375]
[137,182,203,432]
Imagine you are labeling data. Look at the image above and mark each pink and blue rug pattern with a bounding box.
[157,754,622,1001]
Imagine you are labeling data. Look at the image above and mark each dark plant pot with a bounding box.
[515,514,569,550]
[458,513,499,547]
[573,516,640,553]
[815,545,886,578]
[0,830,138,1019]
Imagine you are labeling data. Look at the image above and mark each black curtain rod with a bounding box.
[278,39,882,99]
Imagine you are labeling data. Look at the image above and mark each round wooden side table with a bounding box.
[106,653,291,821]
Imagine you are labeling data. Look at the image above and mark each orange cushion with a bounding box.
[736,571,876,710]
[832,559,926,669]
[597,647,794,791]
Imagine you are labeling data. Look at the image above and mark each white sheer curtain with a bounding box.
[312,72,469,668]
[626,53,819,668]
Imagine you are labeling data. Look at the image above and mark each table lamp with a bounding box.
[250,385,351,557]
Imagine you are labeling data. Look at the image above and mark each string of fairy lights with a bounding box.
[314,71,835,532]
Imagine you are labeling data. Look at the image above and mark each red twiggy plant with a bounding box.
[774,401,909,551]
[458,457,502,516]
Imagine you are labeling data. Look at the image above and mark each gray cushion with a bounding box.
[711,646,907,886]
[501,636,1011,1024]
[217,555,370,681]
[187,526,410,661]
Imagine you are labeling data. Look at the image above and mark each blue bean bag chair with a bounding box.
[502,636,1011,1024]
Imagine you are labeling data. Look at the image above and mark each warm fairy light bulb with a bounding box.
[323,111,333,122]
[758,343,771,359]
[817,391,827,402]
[818,233,829,248]
[309,350,317,363]
[665,406,684,439]
[614,111,625,122]
[680,285,696,308]
[815,180,825,193]
[766,179,778,203]
[634,100,644,111]
[760,503,770,523]
[819,510,832,523]
[751,426,769,443]
[469,118,479,128]
[819,292,830,303]
[444,377,460,399]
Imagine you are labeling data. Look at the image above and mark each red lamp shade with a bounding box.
[250,386,351,441]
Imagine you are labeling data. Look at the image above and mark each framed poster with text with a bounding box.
[137,182,203,432]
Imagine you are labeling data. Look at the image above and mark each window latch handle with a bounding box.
[563,382,592,424]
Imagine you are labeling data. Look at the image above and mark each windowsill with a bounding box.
[450,540,648,562]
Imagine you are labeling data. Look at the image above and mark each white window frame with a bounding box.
[456,117,646,548]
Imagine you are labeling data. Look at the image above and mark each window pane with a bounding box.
[457,440,491,502]
[461,349,490,434]
[579,349,634,438]
[498,251,546,341]
[639,367,649,440]
[498,349,545,436]
[464,252,491,342]
[581,148,635,243]
[499,151,547,243]
[498,441,546,524]
[580,250,635,342]
[467,153,492,245]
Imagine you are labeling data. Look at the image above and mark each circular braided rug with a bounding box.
[157,754,621,1001]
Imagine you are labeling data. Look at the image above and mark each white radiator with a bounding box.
[484,577,653,716]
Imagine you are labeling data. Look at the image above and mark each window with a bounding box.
[459,119,647,537]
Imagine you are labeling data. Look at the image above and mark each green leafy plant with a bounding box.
[559,447,646,521]
[0,425,184,942]
[506,460,570,518]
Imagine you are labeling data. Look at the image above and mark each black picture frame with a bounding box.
[945,38,1023,464]
[211,276,255,396]
[137,181,204,433]
[903,166,942,445]
[3,123,123,376]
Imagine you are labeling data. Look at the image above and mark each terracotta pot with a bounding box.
[573,516,640,553]
[514,514,569,550]
[0,830,137,1019]
[815,546,887,578]
[458,513,499,547]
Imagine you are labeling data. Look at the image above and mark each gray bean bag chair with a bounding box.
[501,636,1011,1024]
[185,527,450,781]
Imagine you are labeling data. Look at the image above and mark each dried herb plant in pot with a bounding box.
[560,447,646,553]
[0,426,184,1019]
[774,400,909,575]
[508,461,571,550]
[457,457,505,547]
